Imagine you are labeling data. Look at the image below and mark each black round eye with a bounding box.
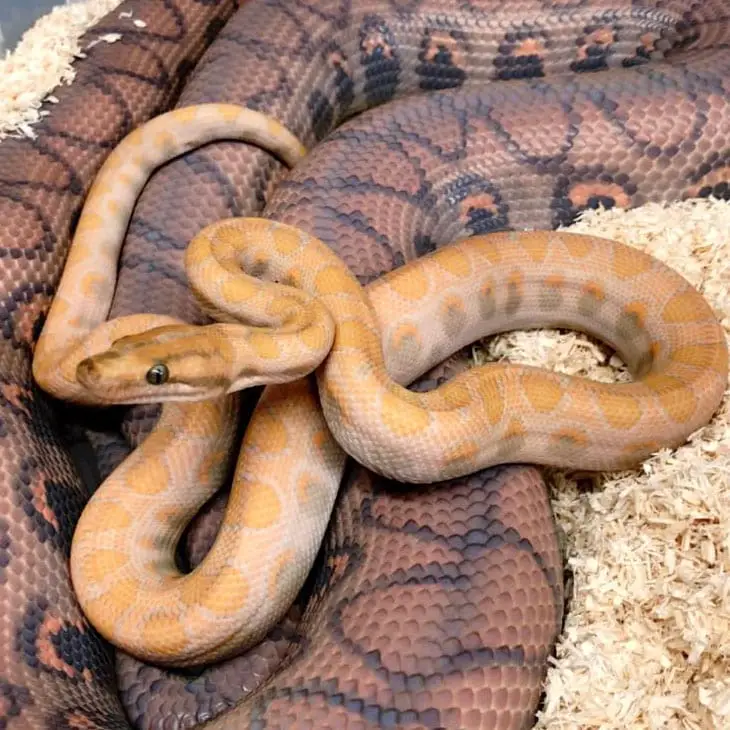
[146,364,169,385]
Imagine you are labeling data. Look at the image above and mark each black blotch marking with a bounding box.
[493,27,548,80]
[308,90,335,143]
[14,456,84,554]
[0,679,32,729]
[571,24,616,73]
[416,29,467,90]
[0,377,34,422]
[698,180,730,200]
[0,280,54,351]
[15,597,114,684]
[325,43,356,126]
[443,174,510,234]
[307,42,359,141]
[0,519,10,585]
[359,15,400,107]
[551,168,636,228]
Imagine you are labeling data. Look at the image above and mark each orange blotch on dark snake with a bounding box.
[16,598,103,683]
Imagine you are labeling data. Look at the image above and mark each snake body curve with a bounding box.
[32,101,728,665]
[1,0,730,728]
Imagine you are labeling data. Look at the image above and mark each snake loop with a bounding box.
[31,105,727,669]
[80,215,728,483]
[4,0,730,726]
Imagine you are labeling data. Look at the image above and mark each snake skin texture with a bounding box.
[1,0,729,729]
[33,125,726,674]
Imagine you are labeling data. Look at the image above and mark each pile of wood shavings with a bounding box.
[1,1,728,728]
[0,0,125,139]
[474,199,729,730]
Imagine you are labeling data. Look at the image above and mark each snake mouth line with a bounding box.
[75,354,233,404]
[75,365,218,405]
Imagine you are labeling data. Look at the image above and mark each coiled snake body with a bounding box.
[32,101,728,666]
[2,0,730,728]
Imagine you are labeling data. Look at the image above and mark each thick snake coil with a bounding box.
[31,102,729,667]
[2,0,730,728]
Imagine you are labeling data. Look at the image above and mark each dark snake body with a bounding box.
[0,0,728,728]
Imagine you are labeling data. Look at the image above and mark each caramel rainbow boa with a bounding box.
[32,103,728,667]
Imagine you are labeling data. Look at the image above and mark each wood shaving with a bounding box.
[0,0,125,139]
[1,1,729,728]
[480,199,730,730]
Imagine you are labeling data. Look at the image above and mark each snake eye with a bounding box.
[146,363,169,385]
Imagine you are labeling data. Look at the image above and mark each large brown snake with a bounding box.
[2,0,730,729]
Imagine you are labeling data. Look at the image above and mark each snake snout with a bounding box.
[77,352,125,389]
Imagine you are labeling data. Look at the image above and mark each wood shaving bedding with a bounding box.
[496,199,730,730]
[0,0,124,139]
[1,2,728,728]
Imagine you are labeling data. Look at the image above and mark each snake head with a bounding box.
[76,324,234,404]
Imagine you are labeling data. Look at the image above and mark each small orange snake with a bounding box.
[32,104,728,667]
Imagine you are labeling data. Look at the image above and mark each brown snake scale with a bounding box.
[0,0,729,728]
